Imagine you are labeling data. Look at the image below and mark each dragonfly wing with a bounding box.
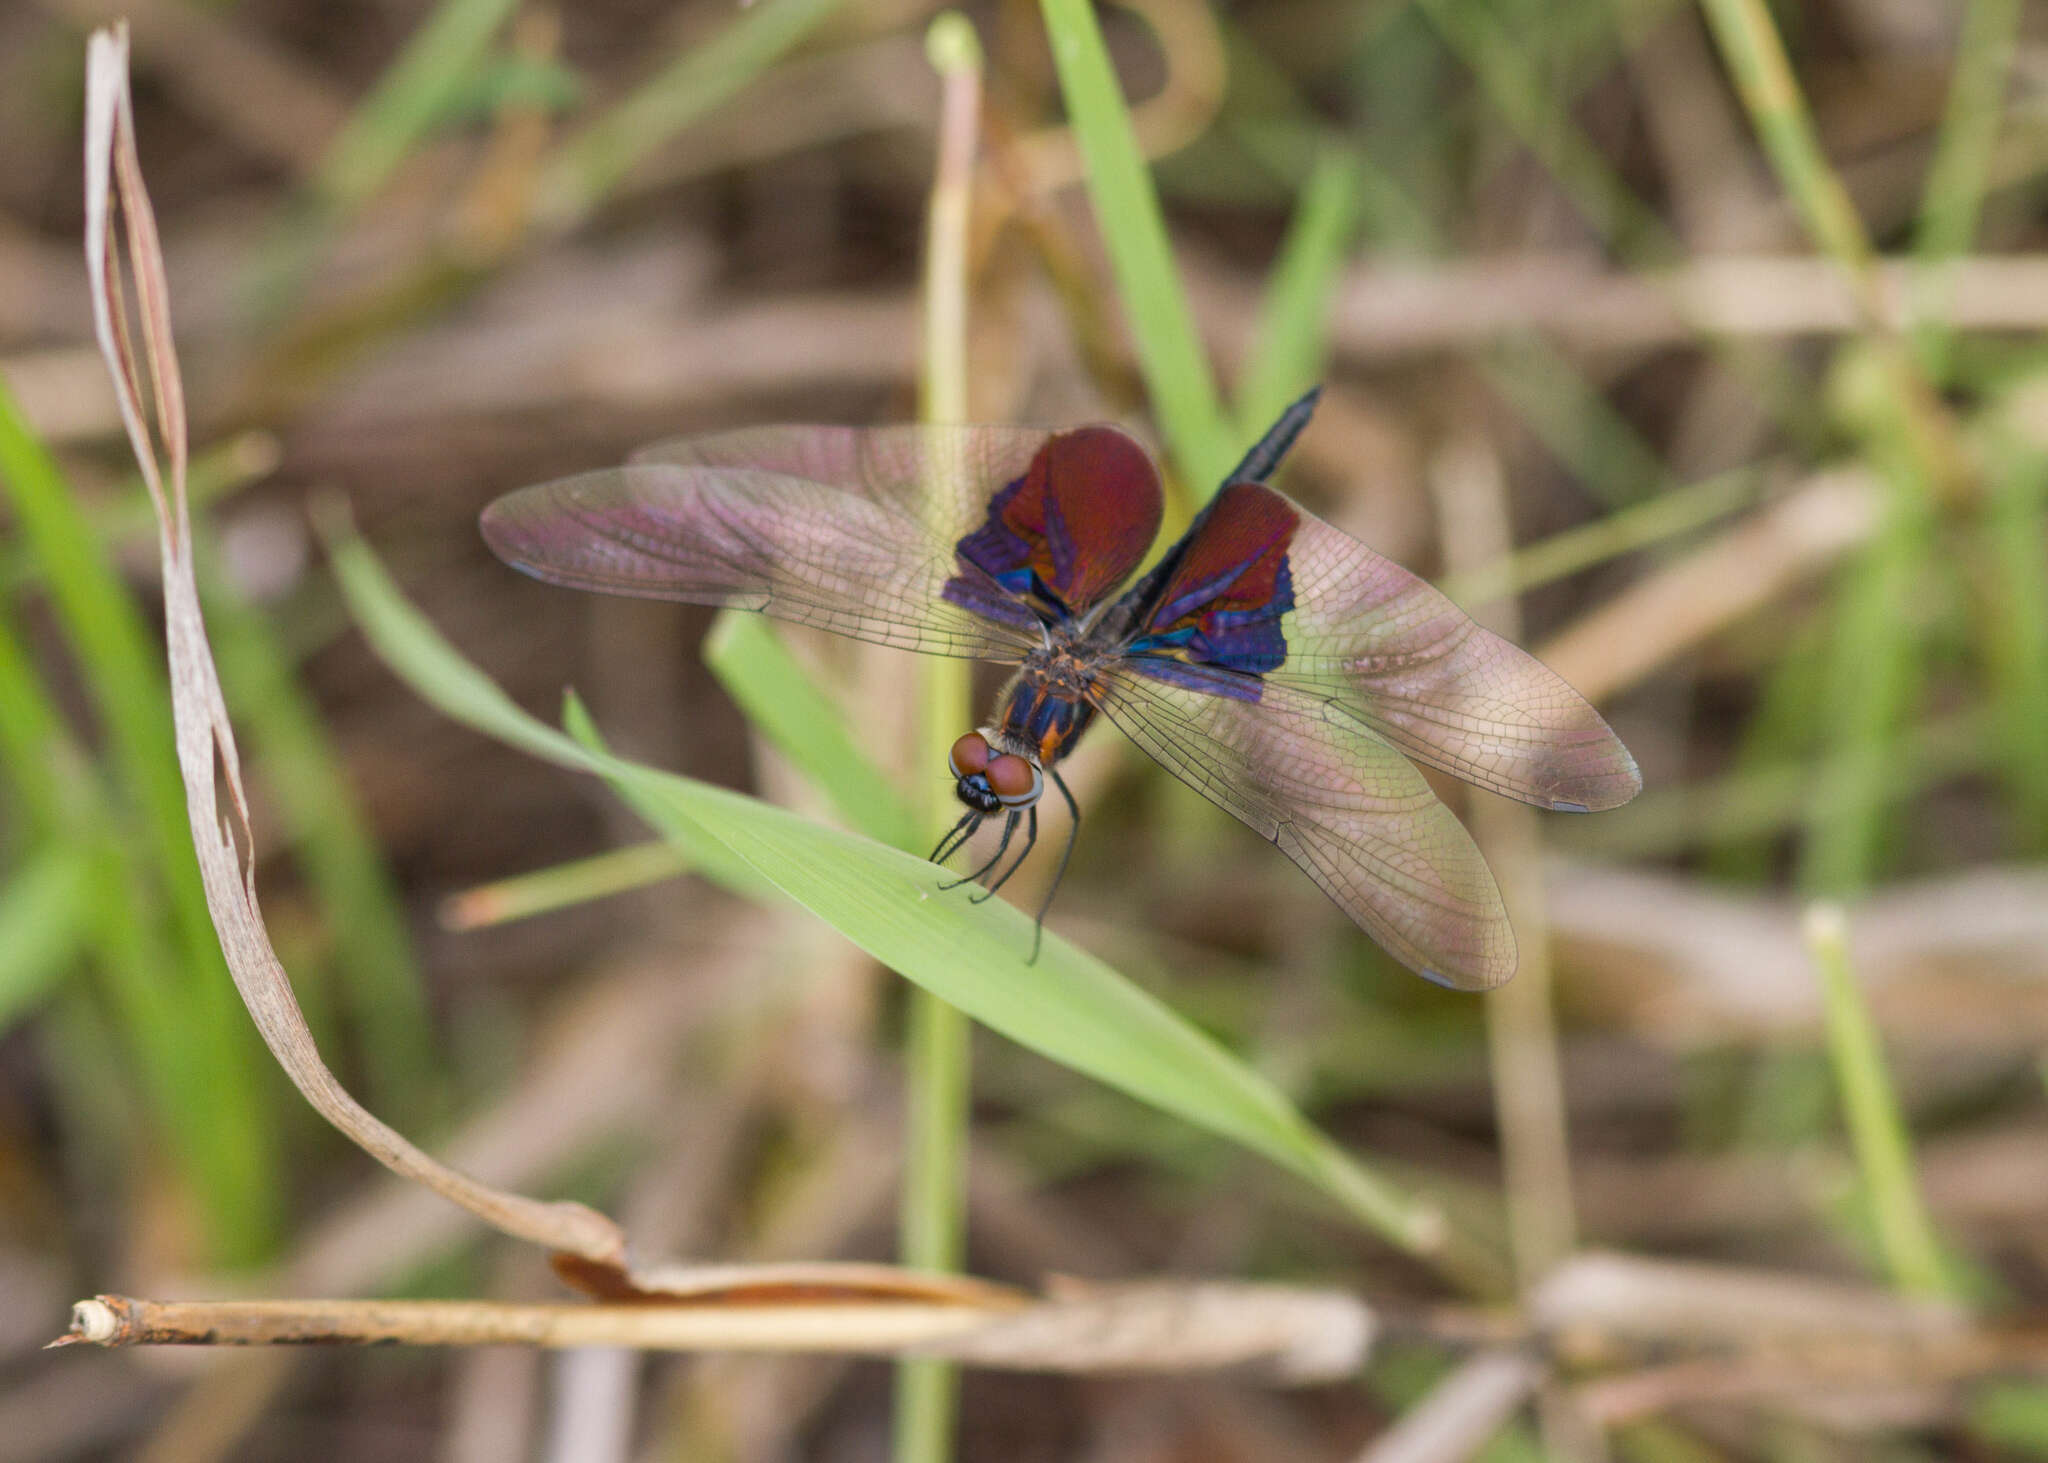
[635,423,1163,622]
[481,460,1042,660]
[1113,481,1640,813]
[1092,663,1516,989]
[485,422,1168,657]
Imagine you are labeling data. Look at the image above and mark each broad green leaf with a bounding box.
[329,528,1443,1256]
[704,613,919,850]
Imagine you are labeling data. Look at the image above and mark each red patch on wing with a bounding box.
[1147,482,1298,636]
[963,426,1162,616]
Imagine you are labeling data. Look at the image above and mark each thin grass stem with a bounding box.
[1804,903,1952,1298]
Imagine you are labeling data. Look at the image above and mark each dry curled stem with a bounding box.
[83,22,625,1268]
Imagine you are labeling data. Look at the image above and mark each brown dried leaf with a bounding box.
[81,23,625,1269]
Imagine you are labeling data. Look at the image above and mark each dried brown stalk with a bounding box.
[1429,437,1576,1285]
[1573,1328,2048,1425]
[1352,1349,1544,1463]
[55,1281,1375,1383]
[1537,467,1879,704]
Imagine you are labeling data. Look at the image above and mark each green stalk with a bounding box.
[252,0,524,314]
[1236,149,1361,436]
[897,17,981,1462]
[1979,427,2048,850]
[1435,468,1759,608]
[1910,0,2021,381]
[1696,0,1965,500]
[440,841,692,930]
[1037,0,1236,491]
[0,846,90,1035]
[313,0,522,214]
[1804,903,1951,1297]
[536,0,844,229]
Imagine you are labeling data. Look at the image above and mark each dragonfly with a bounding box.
[480,387,1639,988]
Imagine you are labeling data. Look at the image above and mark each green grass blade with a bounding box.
[0,385,200,904]
[253,0,524,313]
[0,847,91,1035]
[0,606,280,1264]
[1911,0,2022,379]
[329,528,1446,1257]
[703,613,919,850]
[1801,354,1934,896]
[1435,468,1759,607]
[1484,335,1674,508]
[441,841,693,929]
[1695,0,1872,277]
[313,0,524,215]
[1979,427,2048,849]
[0,383,279,1264]
[1412,0,1669,256]
[1236,149,1361,435]
[1971,1382,2048,1459]
[901,19,983,1458]
[1038,0,1237,492]
[1797,490,1924,895]
[1697,0,1963,496]
[1804,903,1952,1297]
[536,0,845,229]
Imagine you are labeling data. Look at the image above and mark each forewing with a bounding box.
[1115,481,1641,813]
[482,425,1060,660]
[637,423,1162,623]
[1092,664,1516,989]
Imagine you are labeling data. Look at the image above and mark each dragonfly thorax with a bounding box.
[992,646,1102,769]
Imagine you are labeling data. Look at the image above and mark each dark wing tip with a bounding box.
[477,491,529,564]
[1567,742,1644,813]
[1417,941,1518,992]
[1403,904,1518,993]
[477,489,556,580]
[1537,722,1643,813]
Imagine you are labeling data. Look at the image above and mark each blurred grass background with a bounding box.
[3,0,2048,1458]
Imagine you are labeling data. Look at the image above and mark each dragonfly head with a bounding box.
[948,731,1042,815]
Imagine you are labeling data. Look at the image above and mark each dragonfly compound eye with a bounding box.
[948,731,990,779]
[986,754,1042,807]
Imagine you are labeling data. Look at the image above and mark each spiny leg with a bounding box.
[969,806,1038,903]
[939,810,1017,892]
[1026,769,1082,963]
[927,808,980,868]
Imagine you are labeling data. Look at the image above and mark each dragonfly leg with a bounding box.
[1025,769,1081,963]
[940,810,1016,891]
[927,808,980,868]
[970,805,1037,903]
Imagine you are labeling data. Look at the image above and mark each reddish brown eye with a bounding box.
[949,732,990,778]
[986,754,1038,802]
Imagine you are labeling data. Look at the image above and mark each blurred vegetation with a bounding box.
[2,0,2047,1459]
